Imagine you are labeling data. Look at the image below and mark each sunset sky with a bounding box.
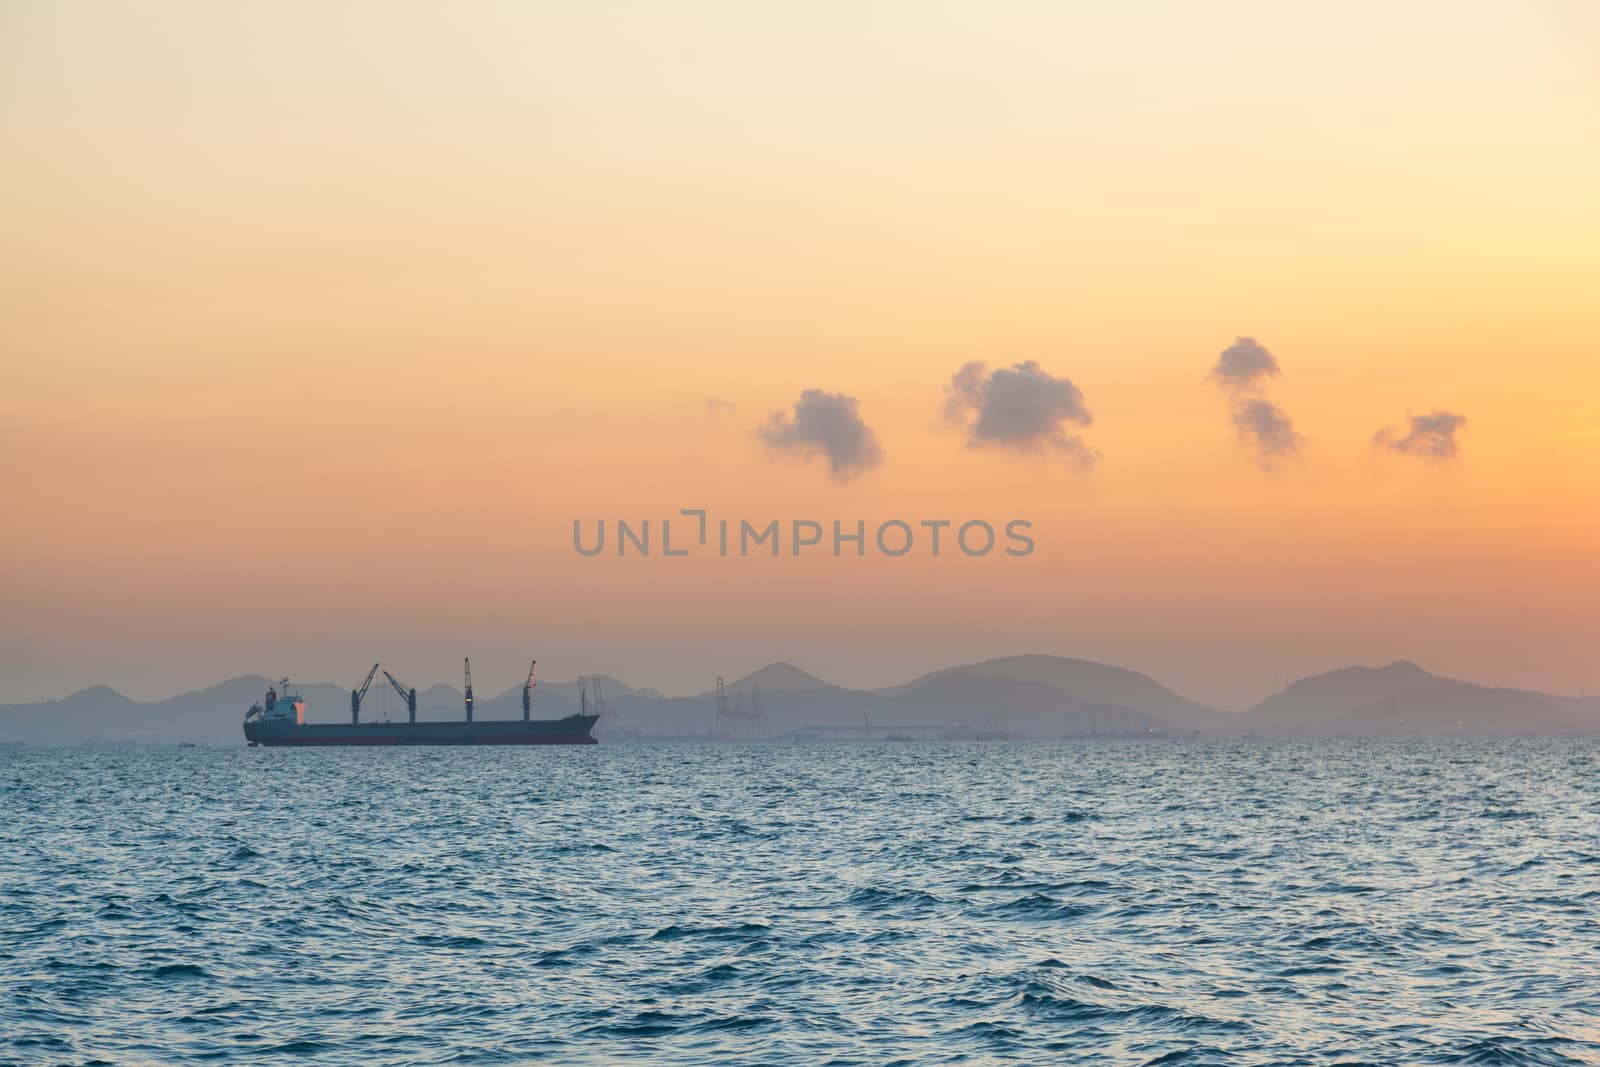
[3,1,1597,707]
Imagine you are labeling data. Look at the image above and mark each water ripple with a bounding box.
[4,739,1600,1064]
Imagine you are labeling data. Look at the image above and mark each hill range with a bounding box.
[1,655,1595,746]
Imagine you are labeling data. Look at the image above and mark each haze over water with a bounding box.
[6,740,1600,1065]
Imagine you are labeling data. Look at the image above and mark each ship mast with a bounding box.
[464,658,474,723]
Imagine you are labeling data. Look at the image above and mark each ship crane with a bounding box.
[382,669,418,724]
[350,663,380,725]
[522,660,537,722]
[464,658,475,723]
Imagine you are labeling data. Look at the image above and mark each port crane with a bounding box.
[713,675,771,740]
[350,663,380,724]
[382,669,418,724]
[522,660,537,722]
[464,658,475,722]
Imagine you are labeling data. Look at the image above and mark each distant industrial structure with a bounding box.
[776,722,1003,743]
[712,676,771,740]
[592,677,617,724]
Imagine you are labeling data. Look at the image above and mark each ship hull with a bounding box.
[244,715,599,747]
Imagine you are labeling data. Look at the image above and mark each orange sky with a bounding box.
[2,1,1597,706]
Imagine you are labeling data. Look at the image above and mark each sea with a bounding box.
[4,740,1599,1065]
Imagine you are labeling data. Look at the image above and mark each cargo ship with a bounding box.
[243,659,599,747]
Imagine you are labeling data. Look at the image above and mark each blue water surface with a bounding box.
[4,740,1600,1065]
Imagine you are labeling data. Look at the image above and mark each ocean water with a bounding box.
[4,741,1600,1066]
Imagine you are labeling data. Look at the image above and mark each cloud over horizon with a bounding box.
[1233,398,1302,459]
[1375,410,1467,460]
[1209,337,1282,393]
[943,360,1096,465]
[758,389,883,482]
[1208,337,1301,466]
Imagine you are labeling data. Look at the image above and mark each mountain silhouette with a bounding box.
[1243,661,1599,737]
[887,654,1229,731]
[2,657,1595,745]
